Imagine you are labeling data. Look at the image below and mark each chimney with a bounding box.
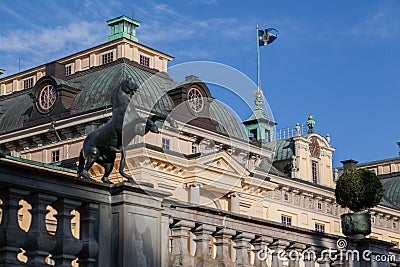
[397,142,400,157]
[45,62,65,79]
[341,159,358,170]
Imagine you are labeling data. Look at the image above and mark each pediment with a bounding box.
[194,150,250,177]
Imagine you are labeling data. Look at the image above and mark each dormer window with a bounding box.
[139,54,150,67]
[22,77,34,89]
[101,50,114,65]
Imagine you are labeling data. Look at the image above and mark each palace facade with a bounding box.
[1,15,400,266]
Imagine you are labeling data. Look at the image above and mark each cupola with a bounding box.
[107,15,141,42]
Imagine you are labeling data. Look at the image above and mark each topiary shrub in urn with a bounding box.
[335,168,384,239]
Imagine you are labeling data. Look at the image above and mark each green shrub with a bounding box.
[335,168,384,212]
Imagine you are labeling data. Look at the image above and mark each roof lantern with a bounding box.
[107,15,141,42]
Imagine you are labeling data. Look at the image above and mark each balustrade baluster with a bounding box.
[234,232,254,267]
[287,243,306,267]
[192,224,216,266]
[170,220,195,267]
[252,236,273,267]
[0,187,28,266]
[214,228,236,264]
[51,198,82,267]
[25,193,57,267]
[269,240,290,267]
[77,203,99,267]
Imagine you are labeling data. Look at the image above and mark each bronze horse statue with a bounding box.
[77,78,178,183]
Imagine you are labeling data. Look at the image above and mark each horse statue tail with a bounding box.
[77,149,85,178]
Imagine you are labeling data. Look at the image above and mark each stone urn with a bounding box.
[341,211,371,239]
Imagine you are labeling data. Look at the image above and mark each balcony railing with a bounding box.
[273,124,307,141]
[0,154,398,266]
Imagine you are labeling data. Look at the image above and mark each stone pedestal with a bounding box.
[110,183,171,267]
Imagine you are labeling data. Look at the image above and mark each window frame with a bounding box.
[51,150,60,163]
[139,54,151,67]
[281,215,292,226]
[65,63,74,76]
[22,76,34,89]
[100,50,115,65]
[162,138,171,151]
[315,222,325,233]
[311,160,319,184]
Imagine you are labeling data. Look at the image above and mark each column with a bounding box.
[192,224,216,265]
[77,203,99,267]
[171,220,195,267]
[51,198,82,267]
[234,232,255,267]
[25,193,57,267]
[214,228,236,264]
[269,240,290,267]
[0,187,29,266]
[228,192,241,213]
[185,182,202,205]
[252,236,273,267]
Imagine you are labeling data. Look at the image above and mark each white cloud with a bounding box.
[0,21,106,56]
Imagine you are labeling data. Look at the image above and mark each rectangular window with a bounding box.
[162,138,170,150]
[101,51,114,65]
[192,144,197,153]
[65,64,73,76]
[317,201,322,210]
[281,215,292,226]
[22,77,34,89]
[311,161,318,184]
[315,223,325,233]
[51,150,60,163]
[140,54,150,67]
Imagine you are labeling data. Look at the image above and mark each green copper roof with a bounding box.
[70,61,174,114]
[243,107,274,124]
[107,15,140,42]
[269,138,295,161]
[379,175,400,209]
[0,59,250,141]
[209,101,248,141]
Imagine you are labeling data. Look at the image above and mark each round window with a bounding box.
[187,87,203,112]
[38,85,57,111]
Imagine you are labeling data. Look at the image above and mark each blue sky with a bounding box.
[1,0,399,167]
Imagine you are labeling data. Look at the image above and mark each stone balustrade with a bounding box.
[0,156,399,266]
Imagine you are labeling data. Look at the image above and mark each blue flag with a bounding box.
[258,28,279,46]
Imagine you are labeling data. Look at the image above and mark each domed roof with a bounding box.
[0,59,248,141]
[380,176,400,209]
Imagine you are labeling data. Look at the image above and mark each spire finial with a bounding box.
[254,89,263,108]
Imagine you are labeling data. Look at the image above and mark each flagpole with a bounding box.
[256,24,261,92]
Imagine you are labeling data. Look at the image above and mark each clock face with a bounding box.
[187,87,203,112]
[38,85,57,111]
[309,137,321,158]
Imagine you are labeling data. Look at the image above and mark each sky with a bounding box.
[0,0,399,167]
